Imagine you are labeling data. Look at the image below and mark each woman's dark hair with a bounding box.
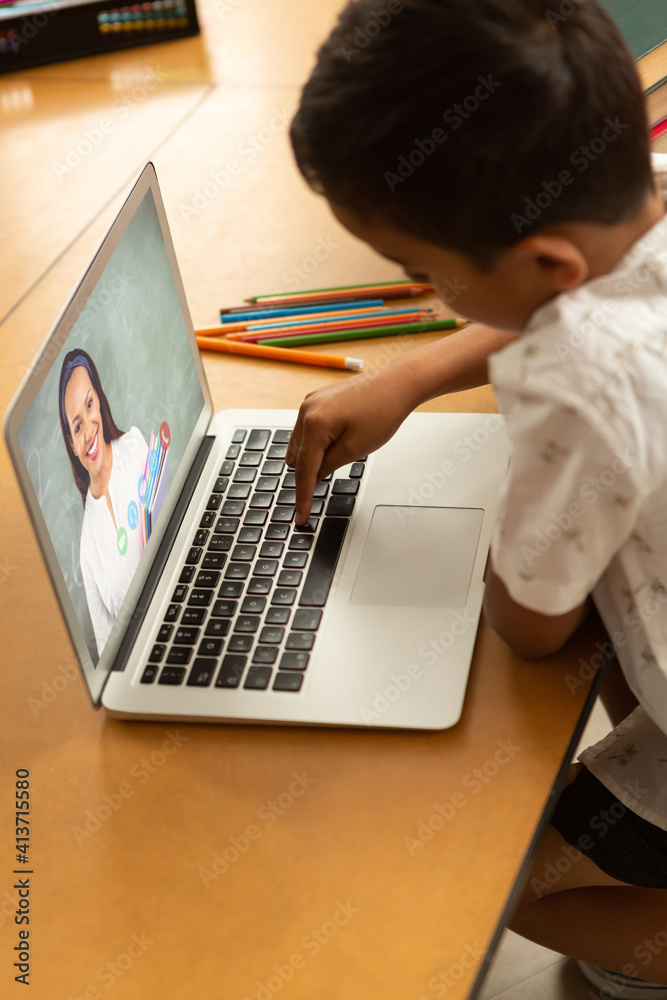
[291,0,653,269]
[58,348,123,505]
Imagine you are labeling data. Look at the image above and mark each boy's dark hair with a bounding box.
[291,0,653,268]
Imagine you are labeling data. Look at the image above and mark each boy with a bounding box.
[284,0,667,995]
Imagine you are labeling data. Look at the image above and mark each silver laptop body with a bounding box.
[4,163,509,730]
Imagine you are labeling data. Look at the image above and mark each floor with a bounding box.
[476,698,612,1000]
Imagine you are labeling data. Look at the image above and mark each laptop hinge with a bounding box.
[109,434,215,673]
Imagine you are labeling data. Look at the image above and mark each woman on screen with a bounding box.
[58,349,148,658]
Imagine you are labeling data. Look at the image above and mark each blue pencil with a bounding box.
[219,299,384,322]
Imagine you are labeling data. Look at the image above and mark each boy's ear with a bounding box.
[509,233,589,293]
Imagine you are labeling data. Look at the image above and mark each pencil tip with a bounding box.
[346,358,364,372]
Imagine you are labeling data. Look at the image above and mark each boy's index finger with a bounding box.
[288,387,347,522]
[287,404,325,523]
[293,437,327,524]
[292,416,343,523]
[284,422,301,470]
[286,397,313,469]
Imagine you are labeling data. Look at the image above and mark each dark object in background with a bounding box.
[0,0,199,75]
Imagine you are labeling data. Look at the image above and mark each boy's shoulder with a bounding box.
[493,158,667,401]
[490,160,667,474]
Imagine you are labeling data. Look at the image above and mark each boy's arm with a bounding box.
[484,564,591,660]
[287,323,517,523]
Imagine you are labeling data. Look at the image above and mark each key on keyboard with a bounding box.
[142,427,358,695]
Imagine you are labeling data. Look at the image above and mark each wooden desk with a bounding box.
[0,5,605,998]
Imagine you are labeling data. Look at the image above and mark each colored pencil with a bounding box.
[244,280,435,306]
[650,116,667,141]
[256,318,465,347]
[219,299,385,320]
[246,306,430,331]
[202,306,432,338]
[224,312,431,344]
[218,309,429,339]
[196,335,363,371]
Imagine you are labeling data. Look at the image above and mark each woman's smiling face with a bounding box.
[63,365,108,480]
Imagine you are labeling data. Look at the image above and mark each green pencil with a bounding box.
[256,318,464,347]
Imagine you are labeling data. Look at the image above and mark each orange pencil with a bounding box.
[196,335,363,371]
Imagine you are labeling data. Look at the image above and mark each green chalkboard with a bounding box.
[16,189,204,664]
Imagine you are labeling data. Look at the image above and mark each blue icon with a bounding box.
[127,501,139,530]
[138,475,147,501]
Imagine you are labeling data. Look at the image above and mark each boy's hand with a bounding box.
[286,360,416,524]
[286,324,517,524]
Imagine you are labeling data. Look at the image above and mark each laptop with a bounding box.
[4,162,509,730]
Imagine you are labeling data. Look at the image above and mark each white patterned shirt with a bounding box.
[489,155,667,830]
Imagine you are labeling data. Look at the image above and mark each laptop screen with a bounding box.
[13,176,206,673]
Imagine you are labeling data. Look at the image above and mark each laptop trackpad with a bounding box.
[350,505,484,608]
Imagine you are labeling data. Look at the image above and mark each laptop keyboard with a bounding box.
[138,428,364,694]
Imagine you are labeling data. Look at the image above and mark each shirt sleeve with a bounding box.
[490,392,643,615]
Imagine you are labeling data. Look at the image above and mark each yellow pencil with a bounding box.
[195,335,364,371]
